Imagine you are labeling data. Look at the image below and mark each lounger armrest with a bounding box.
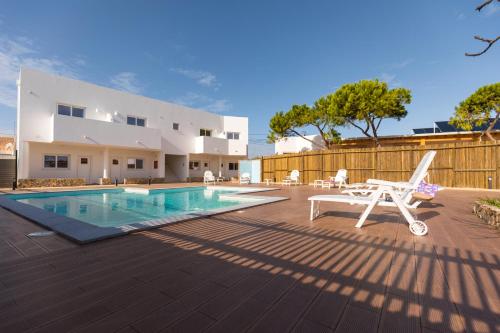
[366,179,413,189]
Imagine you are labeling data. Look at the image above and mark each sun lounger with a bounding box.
[308,151,437,236]
[203,170,216,185]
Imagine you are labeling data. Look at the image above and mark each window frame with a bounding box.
[127,115,147,127]
[127,158,144,169]
[228,162,239,171]
[199,128,212,137]
[57,103,86,118]
[43,154,70,169]
[227,132,240,140]
[189,160,200,170]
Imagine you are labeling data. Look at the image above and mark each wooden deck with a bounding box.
[0,185,498,332]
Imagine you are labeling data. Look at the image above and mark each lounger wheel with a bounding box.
[409,220,428,236]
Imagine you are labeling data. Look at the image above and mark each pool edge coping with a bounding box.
[0,186,288,244]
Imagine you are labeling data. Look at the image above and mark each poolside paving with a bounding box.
[0,184,499,332]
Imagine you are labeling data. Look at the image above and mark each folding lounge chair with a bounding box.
[343,150,437,209]
[203,170,216,185]
[308,150,437,236]
[240,172,251,184]
[283,170,300,186]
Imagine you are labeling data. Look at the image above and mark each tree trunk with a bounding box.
[483,112,499,142]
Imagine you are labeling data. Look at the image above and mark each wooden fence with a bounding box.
[261,142,500,189]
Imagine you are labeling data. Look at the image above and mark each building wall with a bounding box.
[17,68,248,181]
[0,136,15,155]
[275,135,324,154]
[27,142,159,183]
[188,154,243,179]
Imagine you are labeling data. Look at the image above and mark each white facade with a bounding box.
[17,68,248,183]
[274,135,323,154]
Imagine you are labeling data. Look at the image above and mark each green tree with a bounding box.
[326,80,411,147]
[450,83,500,142]
[267,102,341,149]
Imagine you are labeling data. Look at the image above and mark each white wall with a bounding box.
[27,142,158,183]
[188,154,242,179]
[274,135,323,154]
[17,68,249,180]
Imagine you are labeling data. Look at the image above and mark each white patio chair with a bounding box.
[308,151,437,236]
[322,169,348,189]
[240,172,251,184]
[203,170,216,185]
[283,169,300,186]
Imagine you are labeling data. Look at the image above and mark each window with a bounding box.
[199,129,212,137]
[173,123,179,131]
[112,159,119,165]
[57,104,85,118]
[136,159,143,169]
[227,132,240,140]
[44,155,56,168]
[57,156,69,168]
[72,107,85,118]
[229,162,239,171]
[189,161,200,170]
[80,157,88,164]
[44,155,69,168]
[57,105,71,116]
[127,158,144,169]
[127,116,146,127]
[154,160,158,169]
[204,162,209,168]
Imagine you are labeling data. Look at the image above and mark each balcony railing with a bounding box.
[193,136,247,155]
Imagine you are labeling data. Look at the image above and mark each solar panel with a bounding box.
[412,128,439,134]
[435,119,500,133]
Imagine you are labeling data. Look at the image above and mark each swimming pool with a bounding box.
[0,186,286,243]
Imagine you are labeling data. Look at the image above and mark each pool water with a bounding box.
[9,187,247,228]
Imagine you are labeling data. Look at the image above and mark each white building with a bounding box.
[274,135,323,154]
[16,68,248,183]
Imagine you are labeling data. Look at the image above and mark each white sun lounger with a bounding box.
[343,150,437,209]
[308,150,437,236]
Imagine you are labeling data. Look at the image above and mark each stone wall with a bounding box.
[123,177,166,185]
[473,201,500,228]
[18,178,86,188]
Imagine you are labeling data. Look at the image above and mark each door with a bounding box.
[77,156,91,184]
[110,157,121,180]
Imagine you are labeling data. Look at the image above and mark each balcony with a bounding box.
[52,114,162,150]
[193,136,247,156]
[194,136,228,155]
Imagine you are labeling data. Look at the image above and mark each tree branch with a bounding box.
[289,129,327,149]
[347,119,372,137]
[466,35,500,57]
[375,118,383,131]
[476,0,497,12]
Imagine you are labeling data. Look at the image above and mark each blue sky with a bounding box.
[0,0,498,157]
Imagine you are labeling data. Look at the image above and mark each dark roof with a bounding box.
[412,127,441,134]
[413,119,500,134]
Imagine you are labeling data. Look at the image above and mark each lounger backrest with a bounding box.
[408,151,437,186]
[290,169,300,181]
[335,169,347,182]
[400,150,436,203]
[241,172,250,179]
[204,170,214,179]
